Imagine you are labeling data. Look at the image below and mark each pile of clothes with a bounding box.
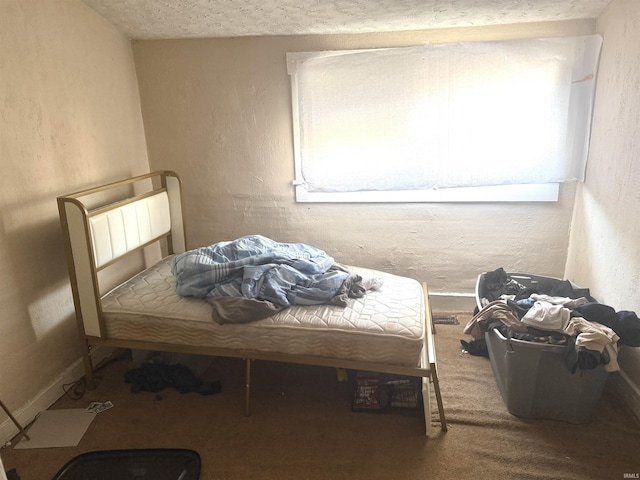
[462,268,640,374]
[124,363,222,396]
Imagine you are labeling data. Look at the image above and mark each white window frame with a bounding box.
[287,36,602,203]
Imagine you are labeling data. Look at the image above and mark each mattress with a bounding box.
[101,256,426,366]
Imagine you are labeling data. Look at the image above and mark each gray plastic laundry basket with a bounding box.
[485,328,608,423]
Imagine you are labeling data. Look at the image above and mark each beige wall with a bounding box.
[133,20,594,306]
[0,0,149,437]
[566,0,640,415]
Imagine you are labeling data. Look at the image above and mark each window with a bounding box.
[287,35,602,202]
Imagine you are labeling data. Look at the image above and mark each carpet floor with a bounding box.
[2,317,639,479]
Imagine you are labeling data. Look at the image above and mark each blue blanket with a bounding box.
[171,235,349,307]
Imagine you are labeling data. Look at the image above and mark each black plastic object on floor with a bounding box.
[51,448,201,480]
[6,468,20,480]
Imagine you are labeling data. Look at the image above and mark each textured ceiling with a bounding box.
[82,0,612,39]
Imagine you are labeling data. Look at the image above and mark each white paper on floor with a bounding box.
[14,409,96,449]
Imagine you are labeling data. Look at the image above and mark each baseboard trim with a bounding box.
[0,346,114,446]
[429,292,476,313]
[611,369,640,422]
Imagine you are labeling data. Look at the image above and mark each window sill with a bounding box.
[294,183,560,203]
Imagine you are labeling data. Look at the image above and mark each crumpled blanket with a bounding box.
[171,235,361,307]
[207,296,284,324]
[207,267,383,324]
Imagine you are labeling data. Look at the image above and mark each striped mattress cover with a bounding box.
[100,256,426,367]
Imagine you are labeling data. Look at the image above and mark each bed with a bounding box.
[57,171,446,436]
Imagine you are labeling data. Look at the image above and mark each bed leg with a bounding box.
[0,399,30,441]
[422,282,447,435]
[244,358,252,416]
[430,362,448,432]
[422,376,434,437]
[81,339,96,389]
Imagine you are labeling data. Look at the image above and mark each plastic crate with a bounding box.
[485,328,608,423]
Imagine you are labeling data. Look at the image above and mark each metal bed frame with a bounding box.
[57,171,447,436]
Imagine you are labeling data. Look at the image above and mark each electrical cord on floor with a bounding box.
[62,377,86,400]
[61,349,130,400]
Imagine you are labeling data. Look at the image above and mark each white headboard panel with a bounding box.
[89,192,171,268]
[58,171,186,339]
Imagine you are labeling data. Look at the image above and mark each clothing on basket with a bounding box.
[521,301,572,332]
[573,303,640,347]
[463,300,526,340]
[563,317,620,372]
[481,268,531,303]
[563,336,611,373]
[506,298,536,319]
[548,280,594,302]
[469,270,635,375]
[529,294,589,309]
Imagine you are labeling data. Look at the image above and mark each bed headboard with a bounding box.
[57,171,186,339]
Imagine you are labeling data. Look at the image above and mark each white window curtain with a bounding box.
[287,35,602,198]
